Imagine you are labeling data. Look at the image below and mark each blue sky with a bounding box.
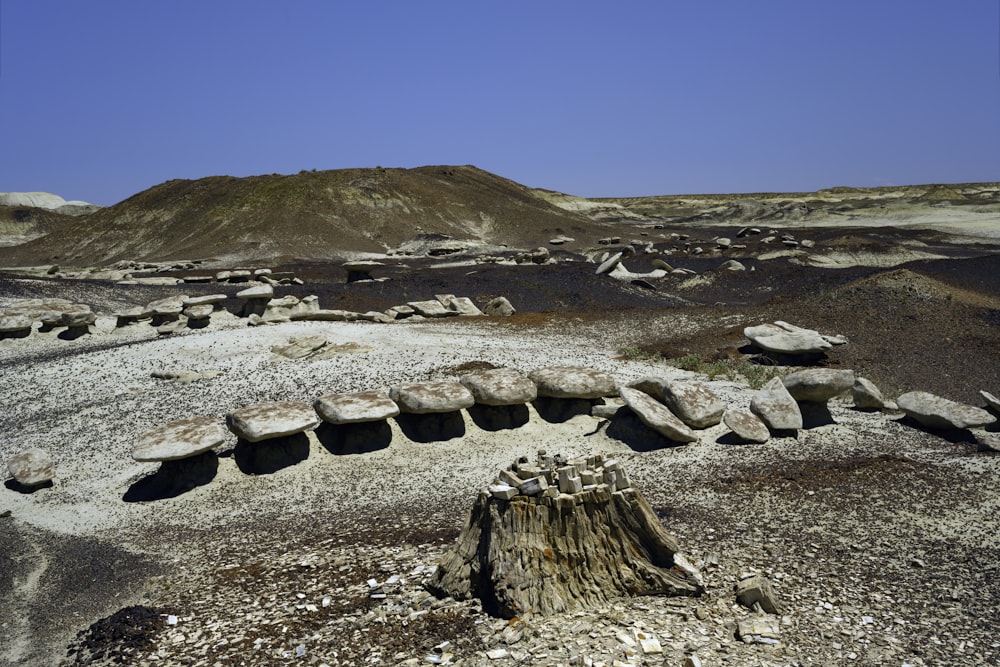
[1,1,998,205]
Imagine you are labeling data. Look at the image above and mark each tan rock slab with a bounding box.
[897,391,996,430]
[226,401,321,442]
[314,391,400,424]
[529,366,617,399]
[460,368,537,405]
[619,387,697,443]
[781,369,855,403]
[723,408,770,443]
[750,376,803,431]
[133,416,228,462]
[389,381,475,414]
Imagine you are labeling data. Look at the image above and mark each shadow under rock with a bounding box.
[468,403,530,431]
[715,431,755,446]
[316,421,392,455]
[605,408,681,452]
[531,397,597,424]
[57,327,90,340]
[233,433,310,474]
[123,451,218,502]
[394,411,466,443]
[800,402,836,429]
[4,479,53,494]
[894,416,978,444]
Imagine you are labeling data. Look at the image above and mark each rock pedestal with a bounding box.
[428,453,704,618]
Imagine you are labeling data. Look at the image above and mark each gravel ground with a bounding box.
[1,244,999,667]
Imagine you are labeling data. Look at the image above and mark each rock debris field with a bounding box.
[1,273,999,667]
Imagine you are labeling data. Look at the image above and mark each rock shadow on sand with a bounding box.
[467,404,530,431]
[123,451,219,502]
[605,408,680,452]
[233,433,310,474]
[800,403,836,429]
[394,412,465,443]
[316,421,392,455]
[4,479,54,494]
[531,397,596,424]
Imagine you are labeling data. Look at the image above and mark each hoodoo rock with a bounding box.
[631,378,724,428]
[529,366,617,399]
[314,391,400,424]
[896,391,996,430]
[428,453,704,618]
[389,381,475,414]
[460,368,537,405]
[226,401,321,442]
[132,417,228,462]
[781,369,855,403]
[744,321,836,356]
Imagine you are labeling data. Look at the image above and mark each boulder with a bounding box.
[114,306,151,327]
[315,391,400,424]
[460,368,538,405]
[408,300,456,318]
[723,408,771,443]
[226,401,321,442]
[630,377,723,428]
[389,381,476,414]
[529,366,617,399]
[132,417,228,462]
[744,322,833,356]
[236,284,274,300]
[718,260,745,271]
[750,377,803,431]
[60,308,97,328]
[853,377,892,411]
[896,391,996,430]
[263,295,319,321]
[483,297,516,317]
[619,387,697,443]
[441,296,483,317]
[147,296,186,317]
[781,369,855,403]
[7,447,54,486]
[595,252,624,275]
[182,304,214,320]
[736,573,780,614]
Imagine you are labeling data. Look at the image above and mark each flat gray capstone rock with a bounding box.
[781,369,856,403]
[407,300,456,318]
[529,366,617,399]
[182,304,214,320]
[314,391,400,424]
[443,296,483,316]
[7,447,54,486]
[853,377,891,410]
[236,285,274,299]
[389,381,475,414]
[750,376,803,431]
[226,401,321,442]
[147,296,187,315]
[182,294,227,307]
[460,368,538,405]
[723,409,771,444]
[896,391,996,430]
[619,387,697,443]
[0,314,33,333]
[744,322,833,355]
[595,252,624,275]
[133,416,228,462]
[61,309,97,327]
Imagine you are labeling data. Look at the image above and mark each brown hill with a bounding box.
[0,166,604,266]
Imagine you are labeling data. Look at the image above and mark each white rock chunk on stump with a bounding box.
[750,377,803,431]
[460,368,537,405]
[619,387,697,443]
[723,408,771,444]
[427,453,704,617]
[781,369,855,403]
[314,391,400,424]
[529,366,617,399]
[7,447,54,487]
[389,381,475,414]
[226,401,321,442]
[896,391,996,430]
[132,417,228,462]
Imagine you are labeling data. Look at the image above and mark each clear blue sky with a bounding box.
[1,1,998,205]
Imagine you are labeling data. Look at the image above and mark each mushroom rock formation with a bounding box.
[428,452,704,618]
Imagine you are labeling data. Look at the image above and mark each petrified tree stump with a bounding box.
[428,453,704,618]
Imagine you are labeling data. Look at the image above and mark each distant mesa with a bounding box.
[0,191,101,215]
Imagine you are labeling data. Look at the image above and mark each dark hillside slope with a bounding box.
[0,166,601,266]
